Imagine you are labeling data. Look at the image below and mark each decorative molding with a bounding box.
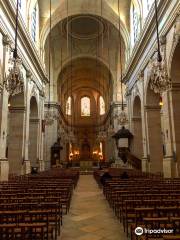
[9,106,26,112]
[26,69,32,79]
[168,12,180,75]
[144,105,161,111]
[2,34,12,47]
[137,70,144,82]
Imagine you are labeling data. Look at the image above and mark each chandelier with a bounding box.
[4,0,23,96]
[117,0,128,127]
[150,0,171,94]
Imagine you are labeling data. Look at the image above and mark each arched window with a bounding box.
[81,97,90,116]
[143,0,154,18]
[99,96,105,115]
[18,0,26,23]
[66,96,72,116]
[130,1,141,46]
[31,3,38,42]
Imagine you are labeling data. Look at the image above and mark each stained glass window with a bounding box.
[130,2,141,46]
[81,97,90,116]
[99,96,105,115]
[147,0,153,11]
[66,96,72,116]
[31,3,37,42]
[132,4,139,43]
[144,0,154,18]
[18,0,22,9]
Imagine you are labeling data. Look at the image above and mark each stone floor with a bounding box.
[59,175,126,240]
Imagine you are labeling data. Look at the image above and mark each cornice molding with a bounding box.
[123,0,180,89]
[0,0,48,85]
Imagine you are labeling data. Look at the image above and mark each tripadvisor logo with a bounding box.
[135,227,143,236]
[135,227,174,236]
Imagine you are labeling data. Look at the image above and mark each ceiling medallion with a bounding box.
[64,15,106,40]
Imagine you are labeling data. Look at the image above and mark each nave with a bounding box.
[60,174,125,240]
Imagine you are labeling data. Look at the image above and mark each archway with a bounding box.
[29,96,39,170]
[132,96,143,159]
[146,84,163,173]
[170,41,180,176]
[8,93,25,175]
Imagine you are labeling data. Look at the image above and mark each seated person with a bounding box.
[100,169,112,186]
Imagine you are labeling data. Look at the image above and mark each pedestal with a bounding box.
[0,158,9,181]
[23,160,31,174]
[142,157,150,173]
[39,159,45,172]
[163,156,177,178]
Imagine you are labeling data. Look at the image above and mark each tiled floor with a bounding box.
[59,175,126,240]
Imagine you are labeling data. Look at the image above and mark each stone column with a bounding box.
[44,104,58,169]
[141,104,150,173]
[168,84,180,177]
[29,118,39,169]
[131,116,143,159]
[145,105,163,174]
[160,91,175,177]
[0,35,11,180]
[38,95,45,171]
[8,106,25,176]
[22,71,31,174]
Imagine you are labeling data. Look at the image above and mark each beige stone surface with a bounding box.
[59,175,126,240]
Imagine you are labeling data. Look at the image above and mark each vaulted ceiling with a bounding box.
[41,0,128,128]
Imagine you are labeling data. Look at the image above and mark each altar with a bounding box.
[80,160,93,170]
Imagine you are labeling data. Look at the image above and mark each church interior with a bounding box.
[0,0,180,239]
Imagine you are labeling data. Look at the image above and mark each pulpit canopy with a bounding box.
[112,126,133,149]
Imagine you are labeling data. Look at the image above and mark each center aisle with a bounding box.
[60,175,126,240]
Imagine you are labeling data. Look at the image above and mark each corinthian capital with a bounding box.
[2,35,12,47]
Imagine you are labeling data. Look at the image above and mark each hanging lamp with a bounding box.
[149,0,171,94]
[97,0,107,141]
[117,0,128,126]
[107,22,115,136]
[4,0,23,96]
[45,0,54,125]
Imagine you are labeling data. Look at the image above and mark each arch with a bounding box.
[146,82,163,174]
[8,92,25,175]
[57,56,114,116]
[29,96,39,170]
[40,7,130,54]
[132,95,143,159]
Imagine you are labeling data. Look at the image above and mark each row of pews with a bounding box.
[94,169,180,240]
[0,168,79,240]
